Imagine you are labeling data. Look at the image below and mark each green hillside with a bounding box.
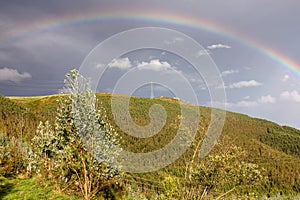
[1,93,300,199]
[0,95,39,140]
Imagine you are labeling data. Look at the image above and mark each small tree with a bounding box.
[32,70,120,199]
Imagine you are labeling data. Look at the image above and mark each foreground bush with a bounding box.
[31,70,121,199]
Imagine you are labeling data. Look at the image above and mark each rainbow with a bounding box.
[2,9,300,75]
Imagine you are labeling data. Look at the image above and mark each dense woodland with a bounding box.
[1,71,300,199]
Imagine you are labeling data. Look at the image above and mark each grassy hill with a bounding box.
[0,95,39,140]
[1,93,300,198]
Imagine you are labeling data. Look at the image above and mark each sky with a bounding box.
[0,0,300,129]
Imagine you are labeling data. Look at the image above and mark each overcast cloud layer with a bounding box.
[0,0,300,128]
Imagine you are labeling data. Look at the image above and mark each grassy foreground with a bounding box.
[0,176,77,200]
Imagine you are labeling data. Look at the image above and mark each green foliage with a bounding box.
[125,184,148,200]
[192,145,268,197]
[0,134,33,177]
[148,145,268,199]
[0,176,78,200]
[0,94,38,140]
[66,70,120,165]
[30,70,121,199]
[261,126,300,158]
[0,94,40,177]
[161,176,178,199]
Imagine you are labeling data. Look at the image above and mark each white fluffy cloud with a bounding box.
[258,95,276,103]
[164,37,184,44]
[221,69,239,76]
[212,95,276,108]
[95,63,105,69]
[108,57,132,70]
[281,74,289,82]
[196,49,210,57]
[207,43,231,49]
[232,95,275,107]
[210,100,258,108]
[231,100,259,107]
[137,59,172,71]
[0,67,32,83]
[280,90,300,102]
[229,80,262,89]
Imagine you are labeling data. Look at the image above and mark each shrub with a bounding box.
[31,70,121,199]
